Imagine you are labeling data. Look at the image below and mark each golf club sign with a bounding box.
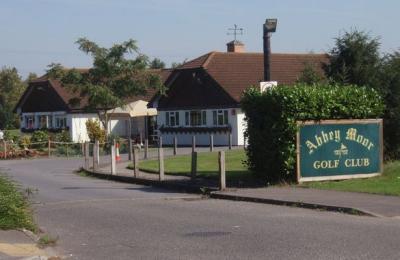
[296,119,383,183]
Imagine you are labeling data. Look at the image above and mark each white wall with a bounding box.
[69,113,98,142]
[156,108,247,146]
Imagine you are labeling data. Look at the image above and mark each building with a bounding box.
[14,69,171,142]
[150,41,328,146]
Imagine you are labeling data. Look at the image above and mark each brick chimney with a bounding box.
[226,40,245,53]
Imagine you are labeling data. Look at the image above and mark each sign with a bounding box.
[296,119,383,183]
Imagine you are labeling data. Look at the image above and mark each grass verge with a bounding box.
[0,174,36,231]
[131,149,258,183]
[301,160,400,196]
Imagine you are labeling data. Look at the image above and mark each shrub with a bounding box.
[4,130,19,143]
[55,130,71,143]
[85,119,106,143]
[18,135,31,149]
[30,130,48,149]
[241,84,385,183]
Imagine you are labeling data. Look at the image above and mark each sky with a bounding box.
[1,0,400,78]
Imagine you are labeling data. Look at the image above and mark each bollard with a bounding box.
[219,151,226,190]
[128,138,133,161]
[144,139,148,159]
[133,147,139,178]
[192,136,196,153]
[158,144,164,181]
[210,134,214,152]
[111,140,116,175]
[228,133,232,150]
[191,151,197,181]
[173,136,177,156]
[84,142,90,169]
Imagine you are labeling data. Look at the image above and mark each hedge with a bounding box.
[241,84,385,183]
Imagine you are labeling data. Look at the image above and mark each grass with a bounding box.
[301,160,400,196]
[0,174,36,231]
[133,149,256,183]
[37,234,58,248]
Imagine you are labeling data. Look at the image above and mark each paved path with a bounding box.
[1,158,400,259]
[212,187,400,218]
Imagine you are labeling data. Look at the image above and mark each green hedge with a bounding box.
[241,84,384,183]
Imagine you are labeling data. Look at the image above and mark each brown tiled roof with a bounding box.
[176,52,328,102]
[16,68,171,113]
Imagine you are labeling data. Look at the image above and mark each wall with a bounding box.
[68,113,98,142]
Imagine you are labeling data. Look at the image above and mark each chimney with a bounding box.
[226,40,245,53]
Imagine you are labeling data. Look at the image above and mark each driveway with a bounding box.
[1,158,400,259]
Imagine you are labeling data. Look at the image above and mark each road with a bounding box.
[0,158,400,260]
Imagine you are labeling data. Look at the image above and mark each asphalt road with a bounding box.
[1,158,400,260]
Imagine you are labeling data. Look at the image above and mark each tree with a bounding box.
[324,30,381,88]
[379,51,400,157]
[0,67,26,129]
[171,59,188,68]
[47,38,164,132]
[149,58,165,69]
[296,61,326,85]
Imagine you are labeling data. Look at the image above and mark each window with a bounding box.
[25,115,34,129]
[39,115,48,128]
[213,110,229,126]
[55,117,67,128]
[184,110,207,126]
[165,111,179,127]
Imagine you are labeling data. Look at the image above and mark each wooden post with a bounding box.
[173,136,177,156]
[159,136,163,148]
[84,142,90,169]
[158,145,164,181]
[3,141,7,160]
[228,133,232,150]
[144,139,148,159]
[191,151,197,180]
[48,139,51,157]
[128,138,133,161]
[95,140,100,166]
[192,135,196,153]
[111,139,116,175]
[133,147,139,178]
[93,140,99,170]
[210,134,214,152]
[219,151,226,190]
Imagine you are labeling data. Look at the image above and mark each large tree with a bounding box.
[324,30,381,88]
[0,67,26,129]
[149,58,165,69]
[379,51,400,157]
[47,38,164,132]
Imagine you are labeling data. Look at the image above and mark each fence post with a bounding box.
[128,138,133,161]
[48,139,51,157]
[84,142,90,169]
[228,133,232,150]
[158,136,164,181]
[219,151,226,190]
[133,147,139,178]
[95,140,100,166]
[191,151,197,181]
[111,139,116,175]
[3,141,7,160]
[192,135,196,153]
[210,134,214,152]
[93,140,98,170]
[144,139,148,159]
[173,136,177,156]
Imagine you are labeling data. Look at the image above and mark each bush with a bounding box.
[4,130,19,143]
[85,119,106,143]
[30,131,48,149]
[18,135,31,149]
[55,130,71,143]
[241,84,384,183]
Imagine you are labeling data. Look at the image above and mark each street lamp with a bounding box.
[263,18,277,81]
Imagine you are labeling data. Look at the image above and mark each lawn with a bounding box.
[301,161,400,196]
[135,149,256,183]
[0,174,36,230]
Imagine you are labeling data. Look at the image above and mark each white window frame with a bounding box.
[185,110,207,126]
[55,116,67,128]
[165,111,180,127]
[213,110,229,126]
